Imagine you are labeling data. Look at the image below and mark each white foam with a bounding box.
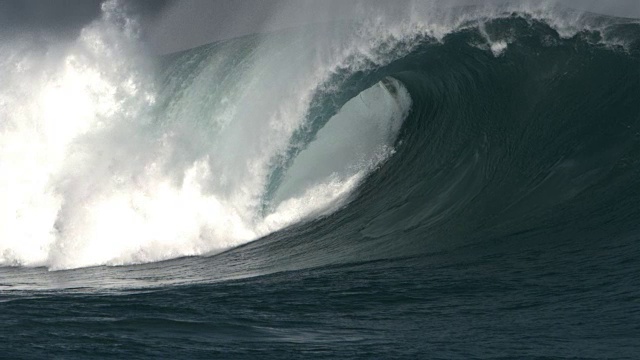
[0,1,414,270]
[0,1,157,269]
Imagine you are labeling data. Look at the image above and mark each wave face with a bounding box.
[0,2,639,274]
[309,15,640,264]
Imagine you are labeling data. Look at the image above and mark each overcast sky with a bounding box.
[1,0,638,53]
[0,0,170,36]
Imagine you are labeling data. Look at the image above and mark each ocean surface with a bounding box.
[1,2,639,358]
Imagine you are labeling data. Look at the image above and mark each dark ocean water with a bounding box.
[3,239,639,359]
[2,9,640,359]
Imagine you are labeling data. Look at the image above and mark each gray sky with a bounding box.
[0,0,170,36]
[1,0,638,53]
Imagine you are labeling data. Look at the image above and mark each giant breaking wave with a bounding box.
[1,0,638,272]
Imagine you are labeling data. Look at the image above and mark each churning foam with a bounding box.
[0,1,414,270]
